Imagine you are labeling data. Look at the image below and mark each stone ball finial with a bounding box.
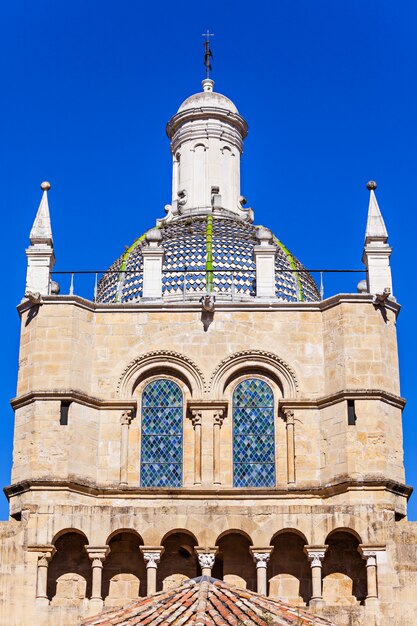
[145,228,162,246]
[256,226,273,245]
[366,181,377,191]
[40,181,51,191]
[357,279,368,294]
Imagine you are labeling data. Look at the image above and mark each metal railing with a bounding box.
[50,268,366,303]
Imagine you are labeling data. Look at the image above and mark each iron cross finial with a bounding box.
[202,30,214,78]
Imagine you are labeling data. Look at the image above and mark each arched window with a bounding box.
[140,379,183,487]
[233,379,275,487]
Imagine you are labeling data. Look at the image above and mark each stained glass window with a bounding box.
[140,379,183,487]
[233,379,275,488]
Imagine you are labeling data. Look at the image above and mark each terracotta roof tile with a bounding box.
[80,577,338,626]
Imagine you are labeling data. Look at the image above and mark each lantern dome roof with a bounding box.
[96,215,320,304]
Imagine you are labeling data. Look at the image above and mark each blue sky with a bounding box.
[1,0,416,520]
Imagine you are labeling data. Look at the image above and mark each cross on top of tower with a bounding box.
[202,30,214,78]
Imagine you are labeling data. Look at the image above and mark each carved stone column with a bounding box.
[359,544,385,605]
[190,410,202,485]
[31,546,56,606]
[304,546,327,606]
[86,546,109,609]
[250,548,273,596]
[283,409,295,484]
[141,547,164,595]
[213,408,226,485]
[120,409,134,486]
[187,401,227,485]
[195,547,218,576]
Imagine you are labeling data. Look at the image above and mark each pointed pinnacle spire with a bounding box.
[29,181,53,246]
[365,181,388,243]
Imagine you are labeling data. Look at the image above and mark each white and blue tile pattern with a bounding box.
[96,216,320,303]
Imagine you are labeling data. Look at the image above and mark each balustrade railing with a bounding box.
[50,269,366,303]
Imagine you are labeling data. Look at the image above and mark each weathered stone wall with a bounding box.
[11,296,406,492]
[2,294,415,626]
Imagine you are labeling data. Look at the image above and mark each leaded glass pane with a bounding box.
[233,379,275,488]
[141,379,183,487]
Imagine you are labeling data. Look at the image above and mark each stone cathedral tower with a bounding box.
[1,75,417,626]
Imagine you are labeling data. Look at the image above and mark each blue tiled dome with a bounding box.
[96,216,320,303]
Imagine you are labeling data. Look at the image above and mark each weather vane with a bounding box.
[202,30,214,78]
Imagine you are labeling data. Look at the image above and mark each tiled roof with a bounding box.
[80,577,337,626]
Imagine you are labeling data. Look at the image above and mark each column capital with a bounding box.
[85,545,109,564]
[28,544,56,562]
[195,546,218,570]
[121,409,134,426]
[140,546,164,568]
[189,409,202,428]
[282,408,295,425]
[358,544,385,564]
[213,408,226,427]
[304,545,328,567]
[197,553,216,569]
[250,547,273,568]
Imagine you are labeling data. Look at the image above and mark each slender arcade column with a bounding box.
[250,548,273,596]
[35,548,56,605]
[120,409,133,486]
[191,410,202,484]
[195,548,218,576]
[213,409,225,484]
[283,409,296,484]
[358,545,385,605]
[141,547,164,595]
[363,552,378,600]
[304,546,327,606]
[86,547,109,609]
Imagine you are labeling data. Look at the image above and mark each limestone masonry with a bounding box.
[1,76,416,626]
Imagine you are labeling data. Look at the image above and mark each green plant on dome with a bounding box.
[205,215,214,293]
[273,235,305,302]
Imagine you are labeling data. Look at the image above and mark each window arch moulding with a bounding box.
[209,350,299,400]
[117,350,206,399]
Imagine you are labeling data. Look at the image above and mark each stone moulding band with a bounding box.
[10,390,137,411]
[17,292,402,318]
[10,387,405,411]
[5,477,413,501]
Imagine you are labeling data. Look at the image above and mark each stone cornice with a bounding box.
[16,292,401,317]
[280,389,406,410]
[166,107,248,142]
[10,390,137,411]
[11,388,404,411]
[4,477,412,501]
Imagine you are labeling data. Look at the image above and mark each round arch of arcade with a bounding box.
[40,525,373,609]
